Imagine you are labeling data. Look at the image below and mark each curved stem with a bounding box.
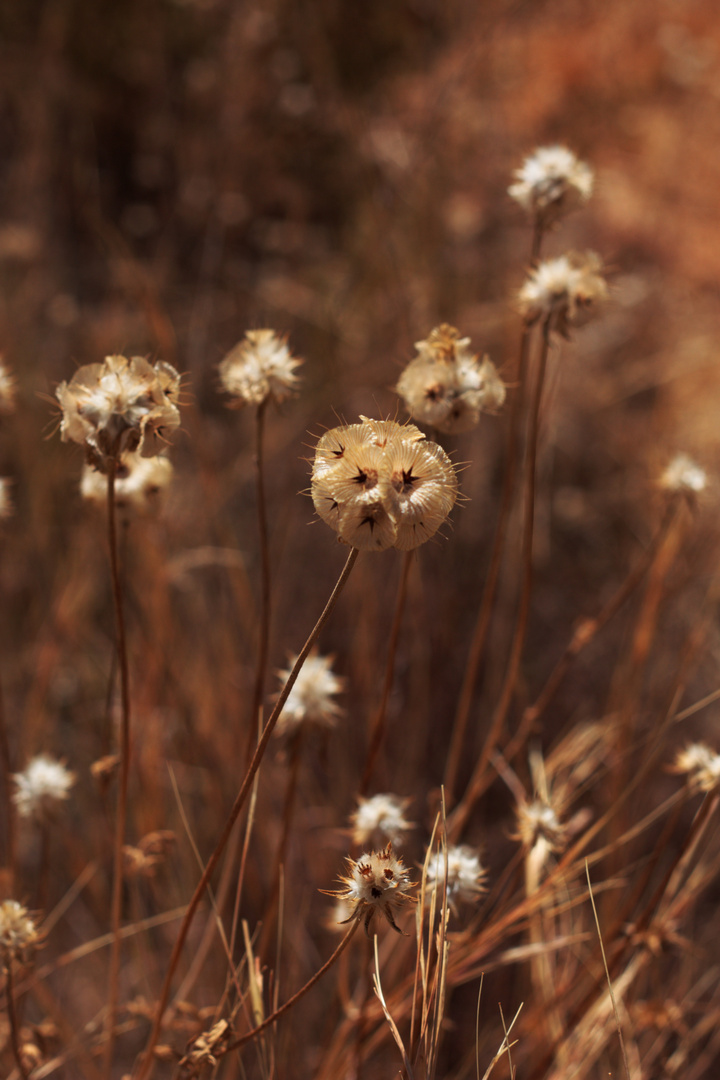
[132,546,360,1080]
[104,459,132,1078]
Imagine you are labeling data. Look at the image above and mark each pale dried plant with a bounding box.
[424,843,486,917]
[659,453,707,499]
[673,743,720,793]
[0,901,41,964]
[273,652,344,737]
[351,792,414,849]
[396,323,506,434]
[0,477,13,520]
[81,450,174,515]
[219,328,301,408]
[509,145,594,224]
[518,252,607,336]
[326,844,416,934]
[0,356,17,415]
[13,754,75,821]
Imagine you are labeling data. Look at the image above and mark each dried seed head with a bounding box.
[515,798,566,853]
[219,328,301,408]
[123,830,176,879]
[13,755,75,820]
[518,252,607,337]
[509,145,594,223]
[0,900,41,963]
[659,453,707,498]
[81,450,174,516]
[673,743,720,793]
[311,416,458,551]
[0,357,17,415]
[326,844,416,934]
[425,844,486,916]
[274,653,344,737]
[56,355,182,469]
[0,477,13,521]
[351,793,414,849]
[397,324,506,434]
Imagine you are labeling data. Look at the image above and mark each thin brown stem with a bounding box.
[5,961,29,1080]
[132,546,359,1080]
[0,667,15,893]
[245,399,271,765]
[360,550,413,795]
[104,460,132,1078]
[258,730,304,959]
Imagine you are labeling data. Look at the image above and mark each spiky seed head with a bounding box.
[425,844,487,916]
[509,145,594,223]
[219,329,301,408]
[13,755,75,820]
[397,324,506,434]
[81,450,174,516]
[311,416,458,551]
[518,252,607,337]
[0,900,41,963]
[273,653,344,737]
[351,793,414,849]
[325,844,416,934]
[56,354,182,470]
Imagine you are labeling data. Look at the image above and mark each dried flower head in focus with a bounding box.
[13,755,75,820]
[56,355,181,470]
[0,900,41,963]
[518,252,607,337]
[219,329,301,408]
[274,653,344,737]
[326,844,415,934]
[81,450,173,516]
[396,324,506,434]
[311,416,458,551]
[0,477,13,521]
[351,793,414,849]
[425,844,486,916]
[509,145,594,223]
[659,453,707,499]
[0,357,17,415]
[673,743,720,793]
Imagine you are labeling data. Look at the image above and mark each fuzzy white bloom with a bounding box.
[13,755,75,819]
[219,329,301,407]
[274,653,344,737]
[516,798,566,852]
[0,900,41,962]
[81,451,173,515]
[0,357,17,415]
[660,454,707,497]
[673,743,720,793]
[518,252,607,336]
[509,145,594,222]
[425,844,486,915]
[0,477,12,520]
[351,793,414,849]
[326,845,416,934]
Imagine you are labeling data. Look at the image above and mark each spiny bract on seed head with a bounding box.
[326,844,416,934]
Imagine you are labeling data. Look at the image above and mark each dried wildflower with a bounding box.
[13,755,75,820]
[81,450,173,515]
[659,453,707,498]
[274,653,344,737]
[396,324,506,434]
[0,357,17,414]
[0,477,13,520]
[311,416,458,551]
[56,354,181,470]
[515,798,566,853]
[518,252,607,337]
[351,793,414,849]
[180,1019,230,1071]
[0,901,41,963]
[425,844,486,916]
[219,328,301,408]
[673,743,720,793]
[326,845,416,934]
[123,831,176,879]
[509,145,594,223]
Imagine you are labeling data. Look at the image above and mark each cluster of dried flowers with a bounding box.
[311,417,458,551]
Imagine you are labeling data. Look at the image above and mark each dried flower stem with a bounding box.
[360,550,413,795]
[104,459,133,1079]
[449,320,552,842]
[0,676,15,891]
[5,960,30,1080]
[246,399,272,764]
[133,546,360,1080]
[258,729,304,959]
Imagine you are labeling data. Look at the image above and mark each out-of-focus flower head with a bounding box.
[0,900,42,963]
[311,416,458,551]
[351,793,414,849]
[659,454,707,501]
[673,743,720,793]
[56,355,182,470]
[396,324,506,434]
[274,653,344,738]
[219,329,301,408]
[81,450,174,516]
[0,477,12,521]
[13,754,75,820]
[518,252,607,337]
[515,798,566,854]
[325,844,415,934]
[0,356,17,415]
[509,145,594,224]
[425,844,486,916]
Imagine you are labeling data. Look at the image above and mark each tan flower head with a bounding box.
[515,798,566,853]
[0,356,17,415]
[659,453,707,499]
[518,252,607,337]
[219,329,301,408]
[311,417,458,551]
[274,653,344,737]
[0,900,41,963]
[673,743,720,793]
[56,354,181,469]
[509,145,594,223]
[326,844,416,934]
[425,844,486,916]
[0,477,13,521]
[13,754,75,820]
[81,450,174,516]
[397,324,506,434]
[351,793,414,849]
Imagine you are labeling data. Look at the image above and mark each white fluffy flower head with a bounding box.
[518,252,607,337]
[673,743,720,793]
[274,653,343,737]
[81,450,173,516]
[425,844,486,915]
[13,754,75,819]
[326,844,416,934]
[509,145,594,223]
[351,793,414,849]
[660,454,707,498]
[219,329,301,407]
[0,900,41,962]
